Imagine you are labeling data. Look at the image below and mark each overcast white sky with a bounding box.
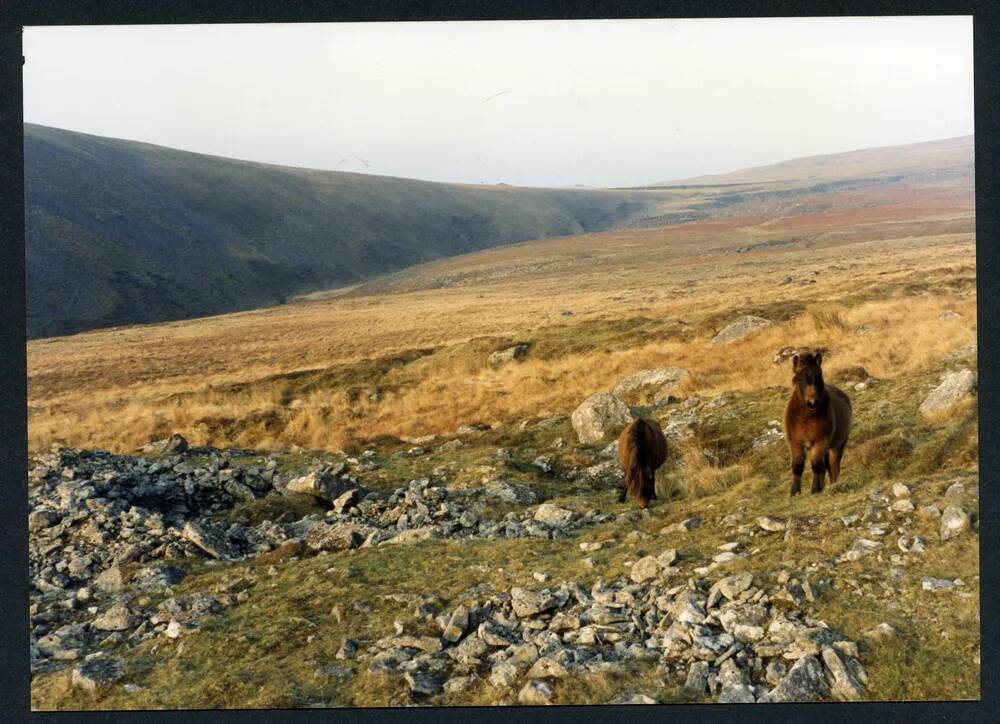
[23,17,974,188]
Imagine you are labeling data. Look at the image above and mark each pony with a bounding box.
[783,351,852,495]
[617,418,668,509]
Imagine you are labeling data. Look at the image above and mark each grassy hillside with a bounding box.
[26,147,978,708]
[24,124,671,339]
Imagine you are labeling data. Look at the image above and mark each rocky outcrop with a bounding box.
[612,367,689,402]
[919,369,976,417]
[711,315,773,345]
[570,393,634,444]
[488,344,530,368]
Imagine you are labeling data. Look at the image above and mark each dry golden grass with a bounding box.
[27,200,975,454]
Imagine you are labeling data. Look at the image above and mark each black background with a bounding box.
[1,1,996,722]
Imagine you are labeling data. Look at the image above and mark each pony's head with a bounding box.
[792,351,826,411]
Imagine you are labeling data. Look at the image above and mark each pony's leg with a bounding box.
[649,472,658,500]
[827,446,843,486]
[617,486,627,504]
[790,448,805,496]
[809,444,828,493]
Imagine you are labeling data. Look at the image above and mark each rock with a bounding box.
[285,471,355,504]
[759,654,830,702]
[533,503,574,527]
[918,505,942,520]
[612,367,689,399]
[711,315,773,345]
[28,509,60,532]
[865,623,896,641]
[389,526,439,545]
[630,556,662,584]
[756,516,786,532]
[332,488,362,514]
[518,679,553,705]
[483,480,540,505]
[92,603,136,631]
[891,483,910,498]
[919,369,976,417]
[752,428,785,449]
[940,505,971,541]
[405,671,444,697]
[922,576,956,592]
[838,538,881,562]
[718,683,756,703]
[821,647,865,701]
[95,566,125,594]
[527,657,569,679]
[141,434,188,454]
[570,393,634,444]
[489,661,520,688]
[443,676,475,694]
[945,482,966,498]
[441,605,470,643]
[510,587,558,618]
[181,521,236,560]
[709,573,753,606]
[488,344,530,368]
[890,499,915,513]
[71,657,125,691]
[306,524,365,552]
[610,693,657,705]
[683,661,710,698]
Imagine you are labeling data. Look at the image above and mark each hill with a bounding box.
[24,124,672,338]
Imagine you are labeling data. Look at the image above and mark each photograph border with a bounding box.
[1,1,996,722]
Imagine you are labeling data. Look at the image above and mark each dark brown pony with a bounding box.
[784,351,852,495]
[617,418,668,509]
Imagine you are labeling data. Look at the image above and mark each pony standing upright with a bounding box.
[784,351,852,495]
[617,418,668,509]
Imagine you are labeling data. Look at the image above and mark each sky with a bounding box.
[23,17,974,188]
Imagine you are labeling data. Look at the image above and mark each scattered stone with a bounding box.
[510,587,558,618]
[71,657,125,691]
[441,606,470,644]
[533,503,574,527]
[306,524,365,552]
[141,434,189,455]
[940,505,971,541]
[756,516,786,532]
[92,603,137,631]
[95,566,125,594]
[181,521,236,560]
[922,577,956,592]
[630,556,663,584]
[527,657,569,679]
[405,671,444,697]
[609,693,657,705]
[518,679,554,705]
[821,647,865,701]
[891,483,910,498]
[759,655,830,703]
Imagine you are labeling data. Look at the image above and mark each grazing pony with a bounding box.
[617,418,668,509]
[783,351,852,495]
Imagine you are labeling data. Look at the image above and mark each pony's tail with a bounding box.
[625,419,646,500]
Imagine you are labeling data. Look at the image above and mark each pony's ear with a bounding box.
[791,354,800,370]
[815,351,823,367]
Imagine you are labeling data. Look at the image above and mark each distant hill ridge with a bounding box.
[24,125,974,339]
[24,124,668,339]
